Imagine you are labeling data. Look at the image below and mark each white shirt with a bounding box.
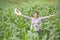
[30,18,42,31]
[23,15,51,31]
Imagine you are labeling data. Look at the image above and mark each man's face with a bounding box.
[34,13,38,18]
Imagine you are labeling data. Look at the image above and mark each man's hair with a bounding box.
[34,11,39,15]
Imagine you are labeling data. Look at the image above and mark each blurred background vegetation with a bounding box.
[0,0,60,40]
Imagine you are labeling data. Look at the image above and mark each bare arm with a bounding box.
[41,14,55,19]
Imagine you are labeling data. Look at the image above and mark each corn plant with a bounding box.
[0,0,60,40]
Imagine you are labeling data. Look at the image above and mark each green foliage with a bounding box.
[0,0,60,40]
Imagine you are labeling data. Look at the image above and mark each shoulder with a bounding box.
[38,17,43,19]
[38,17,44,21]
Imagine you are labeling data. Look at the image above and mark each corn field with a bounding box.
[0,0,60,40]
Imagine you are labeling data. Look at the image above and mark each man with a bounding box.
[14,8,55,40]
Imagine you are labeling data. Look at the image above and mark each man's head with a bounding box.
[34,11,39,18]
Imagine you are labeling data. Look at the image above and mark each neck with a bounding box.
[34,17,38,19]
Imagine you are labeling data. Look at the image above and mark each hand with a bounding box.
[14,8,22,16]
[53,14,55,16]
[50,14,55,17]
